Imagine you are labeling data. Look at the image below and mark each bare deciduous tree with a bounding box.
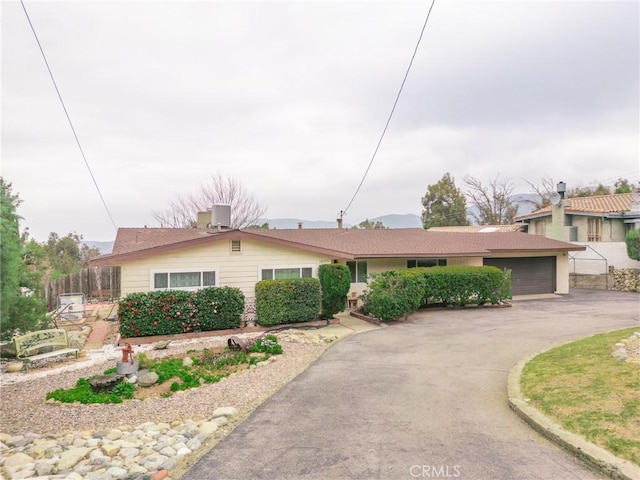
[523,175,556,211]
[463,175,519,225]
[153,174,267,229]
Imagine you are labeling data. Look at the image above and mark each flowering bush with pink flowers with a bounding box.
[118,287,245,338]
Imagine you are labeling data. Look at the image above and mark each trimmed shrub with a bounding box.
[193,286,245,330]
[421,266,510,306]
[360,269,426,320]
[118,287,245,338]
[318,264,351,319]
[255,278,321,326]
[625,229,640,261]
[361,266,511,320]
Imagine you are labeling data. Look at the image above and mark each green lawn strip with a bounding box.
[521,327,640,466]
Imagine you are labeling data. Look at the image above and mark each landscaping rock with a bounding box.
[198,422,218,435]
[212,406,238,419]
[3,452,35,471]
[1,410,246,479]
[89,373,125,393]
[106,465,128,478]
[57,447,92,471]
[138,371,159,387]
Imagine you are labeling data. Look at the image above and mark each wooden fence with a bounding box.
[45,267,121,311]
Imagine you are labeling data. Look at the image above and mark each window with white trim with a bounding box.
[260,266,313,281]
[346,261,367,283]
[151,269,218,290]
[407,259,447,268]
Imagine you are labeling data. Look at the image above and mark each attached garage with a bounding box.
[483,256,557,295]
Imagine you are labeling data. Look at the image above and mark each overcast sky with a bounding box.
[2,0,638,241]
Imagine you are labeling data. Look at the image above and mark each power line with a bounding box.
[20,0,118,232]
[341,0,437,217]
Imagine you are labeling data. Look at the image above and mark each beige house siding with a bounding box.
[448,257,481,267]
[556,254,570,294]
[120,239,331,299]
[603,218,626,242]
[531,218,550,236]
[569,215,626,242]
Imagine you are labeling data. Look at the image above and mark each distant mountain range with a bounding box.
[260,213,423,230]
[86,194,539,256]
[83,240,115,255]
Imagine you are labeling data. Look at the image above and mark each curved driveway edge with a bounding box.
[182,290,639,480]
[508,348,640,480]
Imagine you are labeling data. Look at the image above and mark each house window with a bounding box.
[230,240,241,253]
[587,218,602,241]
[152,269,217,290]
[347,261,368,283]
[261,266,313,281]
[534,220,546,236]
[407,259,447,268]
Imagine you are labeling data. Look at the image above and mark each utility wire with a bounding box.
[342,0,437,217]
[20,0,118,232]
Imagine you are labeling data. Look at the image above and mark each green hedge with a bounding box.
[318,264,351,319]
[361,266,511,320]
[360,269,426,320]
[255,278,321,326]
[421,266,510,306]
[118,287,245,338]
[625,229,640,261]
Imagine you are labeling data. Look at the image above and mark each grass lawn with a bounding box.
[520,327,640,466]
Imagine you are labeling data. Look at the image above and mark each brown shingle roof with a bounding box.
[516,193,633,220]
[92,227,584,266]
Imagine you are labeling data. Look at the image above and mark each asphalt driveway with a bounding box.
[183,290,639,480]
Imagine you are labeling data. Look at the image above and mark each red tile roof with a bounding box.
[516,193,634,220]
[427,225,524,232]
[92,227,584,266]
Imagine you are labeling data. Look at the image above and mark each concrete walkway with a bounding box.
[182,290,639,480]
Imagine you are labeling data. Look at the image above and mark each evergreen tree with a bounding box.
[353,219,387,229]
[46,232,83,277]
[1,179,22,333]
[421,173,469,229]
[614,178,632,194]
[0,179,47,339]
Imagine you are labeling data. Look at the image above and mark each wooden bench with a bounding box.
[14,329,79,370]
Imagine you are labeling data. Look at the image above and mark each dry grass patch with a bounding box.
[521,327,640,466]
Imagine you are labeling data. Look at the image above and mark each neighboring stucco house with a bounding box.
[91,223,584,319]
[514,191,640,274]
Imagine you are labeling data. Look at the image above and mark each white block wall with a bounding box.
[570,242,640,274]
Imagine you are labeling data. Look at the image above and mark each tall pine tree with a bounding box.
[0,179,47,339]
[421,173,469,229]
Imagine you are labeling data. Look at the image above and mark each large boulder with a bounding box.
[137,371,159,387]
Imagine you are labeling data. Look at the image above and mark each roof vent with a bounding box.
[211,204,231,229]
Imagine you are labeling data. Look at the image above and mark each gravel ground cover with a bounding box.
[0,333,326,437]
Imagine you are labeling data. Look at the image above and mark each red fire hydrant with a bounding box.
[121,343,134,363]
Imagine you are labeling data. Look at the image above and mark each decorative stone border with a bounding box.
[508,347,639,480]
